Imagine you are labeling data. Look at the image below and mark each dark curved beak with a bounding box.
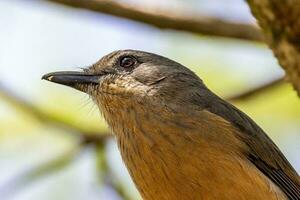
[42,71,99,88]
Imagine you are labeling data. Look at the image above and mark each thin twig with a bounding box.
[46,0,263,42]
[95,143,132,200]
[226,77,284,101]
[0,146,83,199]
[0,83,110,143]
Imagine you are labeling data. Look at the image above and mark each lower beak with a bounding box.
[42,71,100,88]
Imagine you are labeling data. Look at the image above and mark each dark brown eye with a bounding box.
[120,56,136,68]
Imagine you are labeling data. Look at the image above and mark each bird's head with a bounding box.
[42,50,207,113]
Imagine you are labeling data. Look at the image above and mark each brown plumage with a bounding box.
[42,50,300,199]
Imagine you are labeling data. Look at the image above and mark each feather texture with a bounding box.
[205,96,300,200]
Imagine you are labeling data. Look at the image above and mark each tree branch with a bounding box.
[46,0,263,42]
[246,0,300,95]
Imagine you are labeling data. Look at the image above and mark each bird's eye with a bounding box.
[120,56,136,68]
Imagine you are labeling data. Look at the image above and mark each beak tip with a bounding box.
[41,73,54,81]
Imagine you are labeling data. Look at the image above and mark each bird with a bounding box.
[42,49,300,200]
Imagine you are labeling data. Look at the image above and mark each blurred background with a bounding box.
[0,0,299,199]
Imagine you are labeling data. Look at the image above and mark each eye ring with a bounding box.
[119,56,136,68]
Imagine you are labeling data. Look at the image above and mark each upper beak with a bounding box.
[42,71,100,88]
